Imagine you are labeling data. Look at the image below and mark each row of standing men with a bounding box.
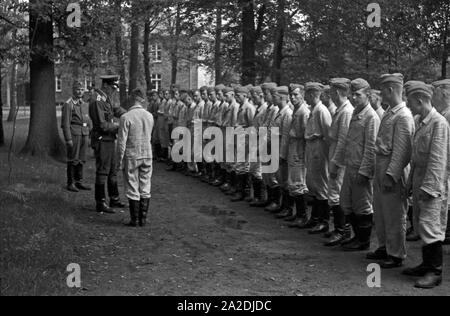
[148,75,450,290]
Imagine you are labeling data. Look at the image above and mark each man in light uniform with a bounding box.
[370,89,385,119]
[211,85,229,187]
[286,84,310,226]
[155,89,170,162]
[200,86,213,182]
[186,89,204,177]
[431,79,450,246]
[261,83,280,210]
[205,87,222,184]
[367,74,415,268]
[230,85,256,202]
[403,81,449,289]
[269,86,294,218]
[166,85,181,171]
[248,86,269,206]
[337,79,380,251]
[117,89,154,228]
[325,78,354,246]
[301,83,332,234]
[221,87,240,195]
[322,85,337,116]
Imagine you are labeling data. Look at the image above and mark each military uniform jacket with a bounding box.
[187,101,204,128]
[329,100,354,168]
[252,102,269,129]
[202,100,213,125]
[62,97,91,142]
[338,103,380,178]
[89,89,126,141]
[375,102,415,182]
[222,100,239,128]
[236,101,256,128]
[272,105,294,160]
[289,102,310,160]
[412,108,450,198]
[208,100,221,125]
[305,101,332,142]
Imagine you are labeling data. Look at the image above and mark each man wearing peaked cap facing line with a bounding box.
[325,78,354,246]
[89,75,127,214]
[367,73,415,269]
[337,78,380,252]
[403,81,449,289]
[431,79,450,246]
[301,83,332,234]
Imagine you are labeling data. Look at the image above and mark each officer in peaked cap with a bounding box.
[89,74,127,214]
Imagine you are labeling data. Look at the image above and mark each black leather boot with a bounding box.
[288,195,308,227]
[341,214,358,246]
[125,199,139,227]
[276,191,294,219]
[67,163,79,192]
[366,247,388,261]
[324,205,345,246]
[343,214,372,252]
[266,187,282,213]
[309,200,330,235]
[95,184,114,214]
[108,181,126,208]
[231,174,246,202]
[74,164,91,191]
[226,172,238,196]
[298,197,319,229]
[415,242,443,289]
[139,198,150,227]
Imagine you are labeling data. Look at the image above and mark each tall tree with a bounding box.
[22,0,64,157]
[7,61,17,122]
[114,0,128,107]
[271,0,286,84]
[214,2,223,84]
[128,0,141,94]
[240,0,266,85]
[0,62,4,147]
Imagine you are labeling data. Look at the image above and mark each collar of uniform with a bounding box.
[420,107,437,126]
[353,103,371,121]
[129,104,143,111]
[278,104,290,116]
[389,102,406,114]
[294,102,307,116]
[335,99,351,114]
[311,101,325,114]
[440,106,450,119]
[257,102,268,112]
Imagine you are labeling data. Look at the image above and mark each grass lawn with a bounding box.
[0,119,87,296]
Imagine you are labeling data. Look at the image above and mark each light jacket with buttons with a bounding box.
[338,103,380,179]
[329,100,354,169]
[375,102,415,182]
[117,104,154,165]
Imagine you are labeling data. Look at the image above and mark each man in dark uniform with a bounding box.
[89,75,127,213]
[62,81,92,192]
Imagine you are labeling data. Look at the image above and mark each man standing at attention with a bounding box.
[62,81,92,193]
[367,74,415,269]
[403,81,449,289]
[117,89,154,228]
[337,79,380,252]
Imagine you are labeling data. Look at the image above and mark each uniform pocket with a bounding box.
[417,133,431,154]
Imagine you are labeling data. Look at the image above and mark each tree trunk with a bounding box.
[0,62,4,147]
[171,5,182,85]
[214,3,223,84]
[271,0,286,84]
[129,5,140,94]
[114,0,128,107]
[22,0,64,158]
[7,62,17,122]
[143,21,152,93]
[240,0,257,85]
[441,5,449,79]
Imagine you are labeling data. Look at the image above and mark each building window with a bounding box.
[151,43,162,63]
[151,74,162,91]
[56,75,62,92]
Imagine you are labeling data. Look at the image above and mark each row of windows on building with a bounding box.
[55,44,163,65]
[55,73,163,92]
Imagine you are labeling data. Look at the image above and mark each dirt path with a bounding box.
[63,160,449,296]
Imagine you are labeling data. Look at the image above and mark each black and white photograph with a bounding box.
[0,0,450,299]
